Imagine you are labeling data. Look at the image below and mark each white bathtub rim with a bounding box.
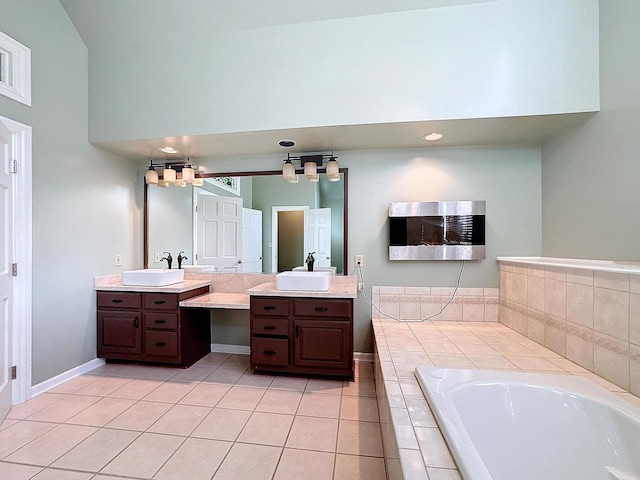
[496,256,640,275]
[415,367,640,480]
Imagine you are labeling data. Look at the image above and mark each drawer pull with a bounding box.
[315,307,329,312]
[154,319,167,324]
[263,350,276,356]
[263,306,276,311]
[111,299,124,304]
[155,342,167,347]
[295,325,300,338]
[134,316,139,328]
[154,300,166,305]
[263,325,277,331]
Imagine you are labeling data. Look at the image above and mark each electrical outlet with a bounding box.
[355,255,364,267]
[114,254,122,266]
[154,253,161,263]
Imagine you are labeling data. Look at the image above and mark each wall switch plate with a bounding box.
[355,255,364,267]
[114,254,122,266]
[154,253,161,263]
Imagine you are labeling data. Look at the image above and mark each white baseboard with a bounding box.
[354,352,373,363]
[211,343,250,355]
[31,358,106,398]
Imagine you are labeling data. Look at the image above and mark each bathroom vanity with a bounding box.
[95,278,211,367]
[247,280,357,379]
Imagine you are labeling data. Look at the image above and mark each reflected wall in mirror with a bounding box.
[146,170,347,274]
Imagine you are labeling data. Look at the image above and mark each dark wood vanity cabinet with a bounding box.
[250,296,353,379]
[97,287,210,367]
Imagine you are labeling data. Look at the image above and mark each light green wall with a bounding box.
[0,1,139,384]
[541,0,640,260]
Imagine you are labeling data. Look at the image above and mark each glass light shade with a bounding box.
[181,167,195,182]
[158,180,170,188]
[192,177,204,187]
[282,161,296,180]
[326,159,340,181]
[145,168,159,184]
[308,173,320,182]
[163,167,176,183]
[303,161,317,179]
[175,179,187,187]
[287,174,299,184]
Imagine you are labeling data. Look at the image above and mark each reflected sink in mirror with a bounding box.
[292,266,337,275]
[276,271,332,291]
[122,269,185,286]
[181,265,216,273]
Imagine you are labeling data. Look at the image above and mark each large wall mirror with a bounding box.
[144,170,348,275]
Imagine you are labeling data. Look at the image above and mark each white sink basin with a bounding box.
[276,271,332,291]
[122,269,185,286]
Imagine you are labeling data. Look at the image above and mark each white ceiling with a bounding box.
[59,0,592,161]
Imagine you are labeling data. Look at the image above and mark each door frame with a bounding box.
[1,115,32,405]
[271,206,308,273]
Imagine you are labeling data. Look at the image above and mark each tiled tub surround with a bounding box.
[371,286,499,322]
[372,318,640,480]
[497,257,640,395]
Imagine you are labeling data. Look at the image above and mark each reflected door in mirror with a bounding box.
[196,194,242,271]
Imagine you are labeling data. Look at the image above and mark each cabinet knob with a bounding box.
[315,307,329,312]
[111,299,124,304]
[155,319,166,324]
[263,350,276,356]
[295,325,300,338]
[134,316,139,328]
[155,342,167,347]
[263,325,277,331]
[263,306,276,311]
[154,300,166,305]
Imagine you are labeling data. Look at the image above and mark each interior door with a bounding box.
[196,194,243,272]
[242,208,263,273]
[0,120,14,421]
[304,208,332,268]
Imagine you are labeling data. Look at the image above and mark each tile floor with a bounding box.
[0,354,385,480]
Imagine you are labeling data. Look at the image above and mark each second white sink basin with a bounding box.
[122,269,185,286]
[276,271,332,291]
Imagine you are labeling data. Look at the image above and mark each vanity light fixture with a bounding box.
[282,152,340,183]
[424,132,444,141]
[145,159,202,187]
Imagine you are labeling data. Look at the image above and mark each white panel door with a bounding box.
[304,208,332,268]
[196,194,243,272]
[0,120,13,421]
[242,208,263,273]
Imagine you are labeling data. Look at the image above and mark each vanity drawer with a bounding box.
[252,317,288,336]
[293,298,352,319]
[251,297,290,317]
[145,331,178,357]
[145,312,178,330]
[144,293,178,311]
[251,337,289,366]
[97,292,141,309]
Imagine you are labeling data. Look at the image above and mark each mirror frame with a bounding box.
[143,168,349,274]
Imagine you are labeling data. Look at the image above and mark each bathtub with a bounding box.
[415,367,640,480]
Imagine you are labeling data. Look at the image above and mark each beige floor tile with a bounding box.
[65,397,136,427]
[86,364,152,378]
[297,392,342,419]
[337,420,383,457]
[6,393,67,420]
[269,376,309,392]
[342,378,376,397]
[0,421,57,459]
[107,378,164,400]
[355,362,374,379]
[340,396,380,422]
[273,448,334,480]
[236,371,275,388]
[0,462,42,479]
[31,468,94,479]
[25,395,101,423]
[51,427,139,472]
[170,365,219,383]
[219,354,251,370]
[285,416,338,452]
[147,404,211,436]
[101,432,184,478]
[194,352,231,367]
[334,453,386,480]
[255,389,302,415]
[178,383,231,407]
[154,437,232,480]
[191,407,252,441]
[137,366,180,381]
[47,375,101,394]
[212,442,281,480]
[237,412,294,446]
[141,380,197,403]
[217,386,266,410]
[305,378,344,395]
[106,400,172,431]
[74,376,133,396]
[5,424,97,466]
[0,418,18,432]
[203,367,246,385]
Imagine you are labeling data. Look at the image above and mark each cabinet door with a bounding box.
[293,319,351,369]
[97,310,142,355]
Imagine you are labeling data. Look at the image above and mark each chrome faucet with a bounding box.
[177,251,188,269]
[161,251,173,269]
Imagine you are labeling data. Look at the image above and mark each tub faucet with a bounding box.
[161,251,173,269]
[177,251,188,269]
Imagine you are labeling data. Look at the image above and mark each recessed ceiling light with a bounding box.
[278,139,296,148]
[424,132,444,141]
[159,146,178,154]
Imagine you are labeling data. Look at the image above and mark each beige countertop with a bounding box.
[179,292,250,309]
[247,276,357,299]
[94,274,211,294]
